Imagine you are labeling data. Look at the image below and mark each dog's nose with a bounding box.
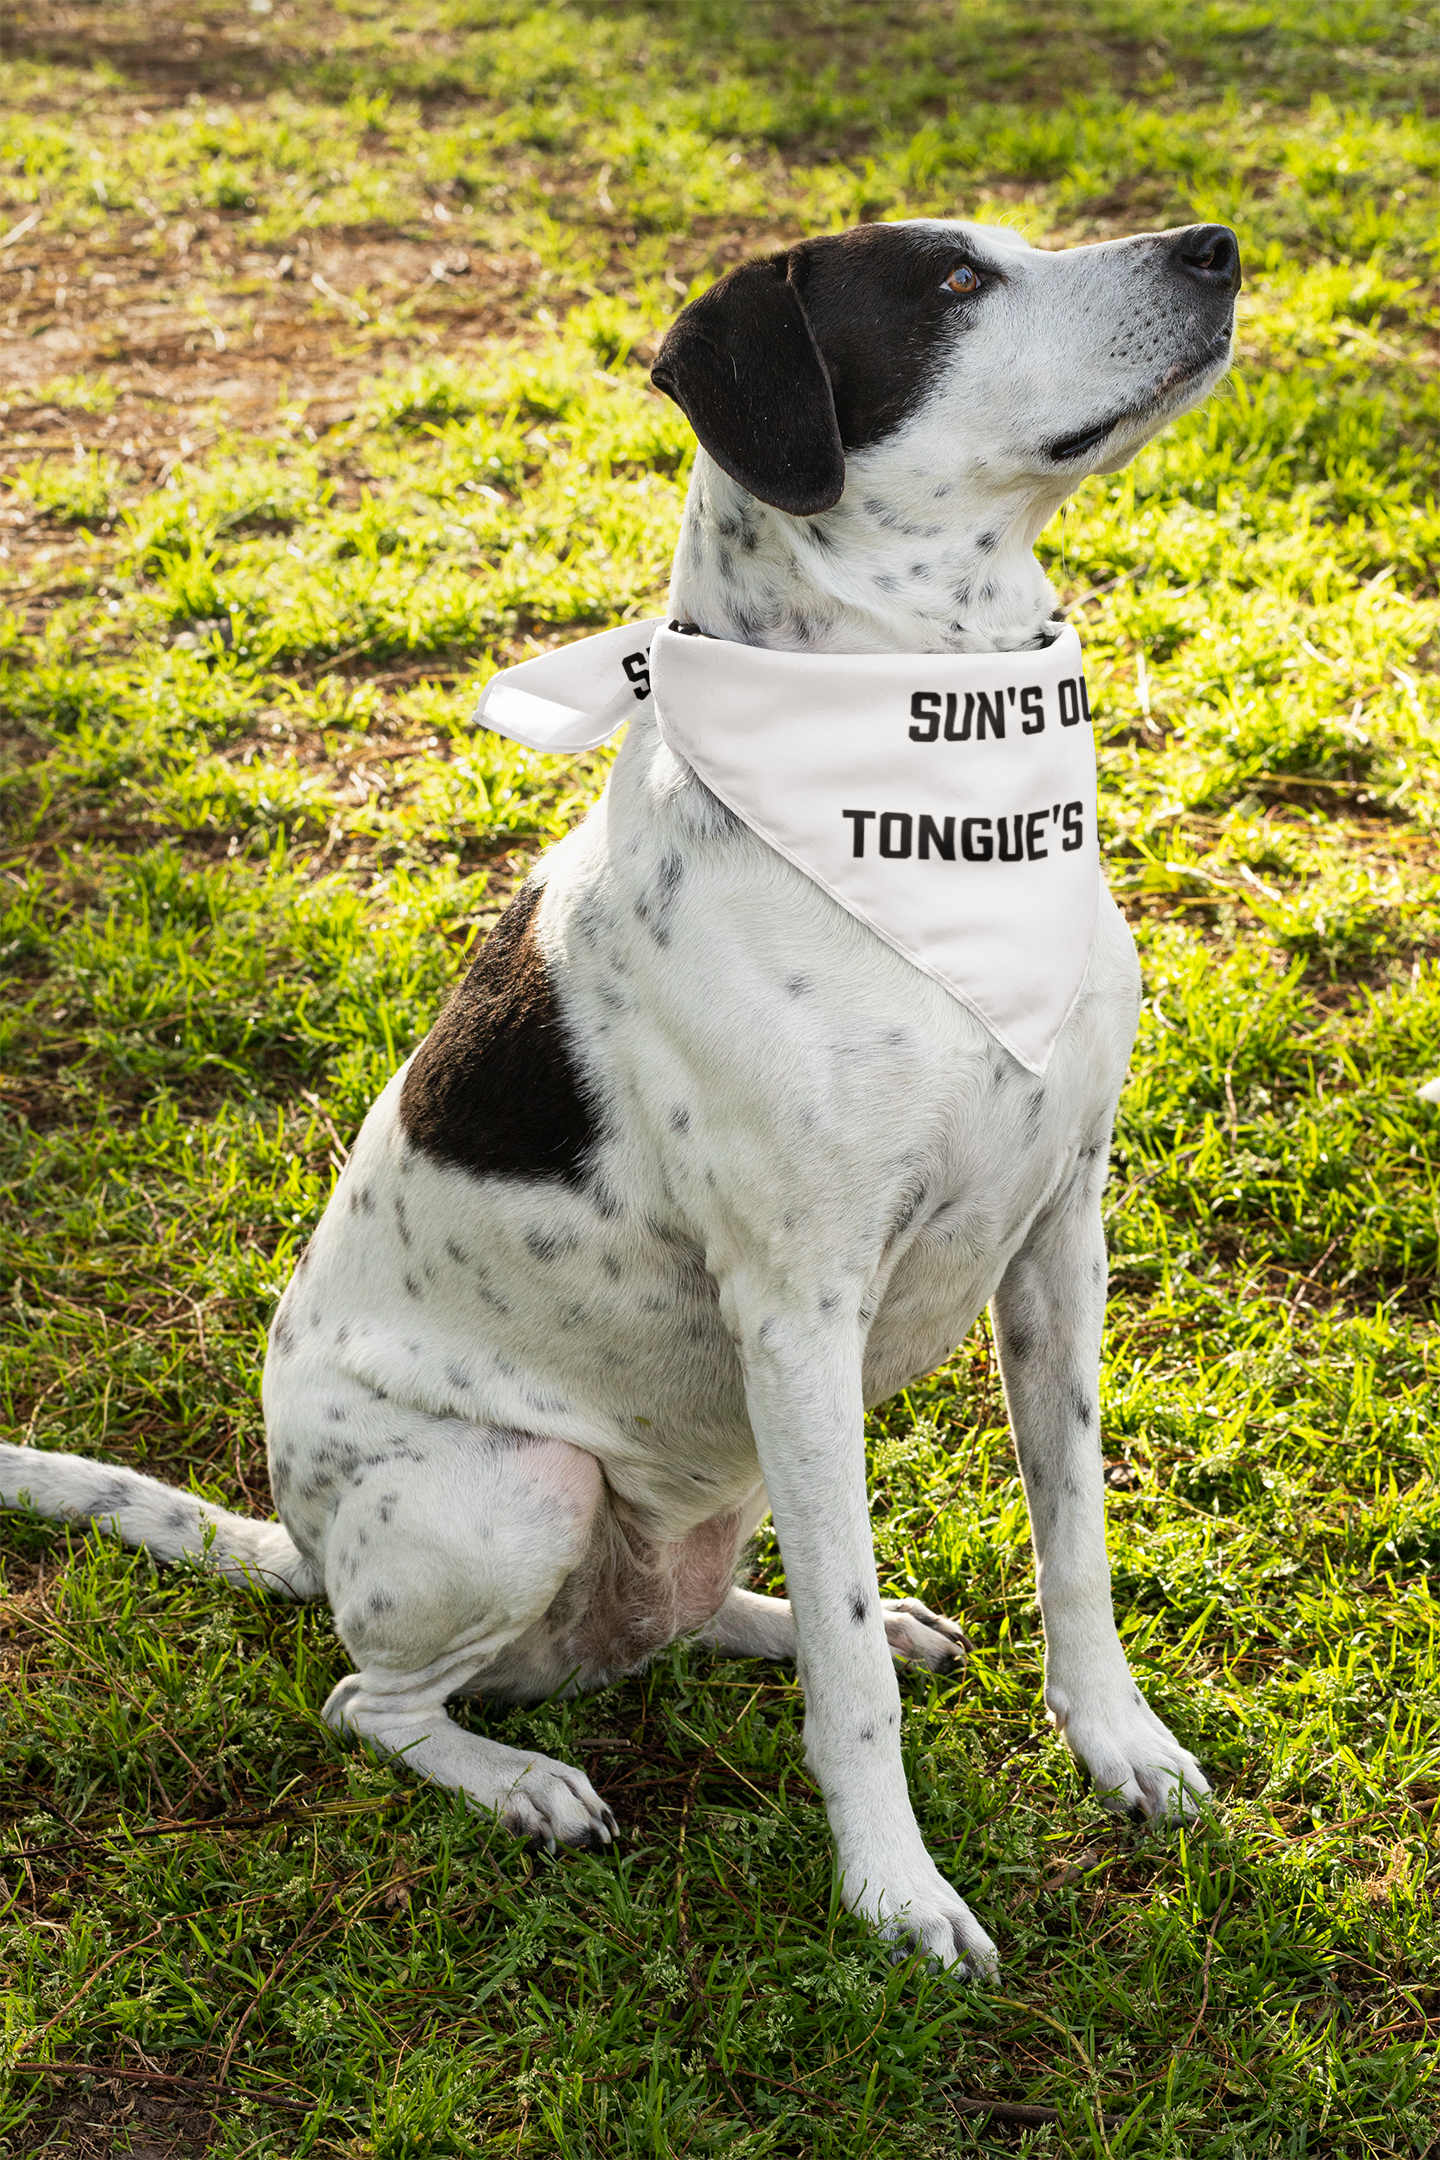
[1169,224,1242,295]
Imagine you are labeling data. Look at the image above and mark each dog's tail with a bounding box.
[0,1443,323,1601]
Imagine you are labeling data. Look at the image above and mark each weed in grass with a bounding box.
[1,0,1439,2153]
[11,448,122,527]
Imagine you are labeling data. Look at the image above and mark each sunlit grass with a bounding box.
[1,0,1438,2153]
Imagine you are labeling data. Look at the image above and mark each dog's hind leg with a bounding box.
[699,1586,970,1671]
[317,1420,618,1851]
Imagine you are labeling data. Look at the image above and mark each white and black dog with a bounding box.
[2,216,1241,1973]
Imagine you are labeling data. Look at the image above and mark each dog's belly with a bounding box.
[471,1486,767,1701]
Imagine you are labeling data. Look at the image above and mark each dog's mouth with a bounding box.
[1046,418,1119,463]
[1043,331,1234,465]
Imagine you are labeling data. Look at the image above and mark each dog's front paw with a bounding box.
[1047,1678,1209,1822]
[881,1597,971,1672]
[844,1855,998,1976]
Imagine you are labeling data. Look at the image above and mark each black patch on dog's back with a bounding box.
[400,883,598,1184]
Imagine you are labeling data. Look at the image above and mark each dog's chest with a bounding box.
[554,713,1136,1200]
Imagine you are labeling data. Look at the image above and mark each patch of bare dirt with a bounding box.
[11,2068,252,2156]
[3,0,355,99]
[0,213,542,427]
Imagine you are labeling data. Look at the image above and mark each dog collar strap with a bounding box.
[473,620,1099,1075]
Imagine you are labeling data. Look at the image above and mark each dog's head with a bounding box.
[651,219,1240,651]
[652,218,1241,518]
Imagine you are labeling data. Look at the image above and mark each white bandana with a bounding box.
[474,620,1100,1075]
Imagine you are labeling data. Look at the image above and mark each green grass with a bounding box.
[2,0,1439,2153]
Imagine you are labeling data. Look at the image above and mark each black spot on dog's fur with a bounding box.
[472,1260,509,1308]
[849,1588,869,1625]
[864,496,923,533]
[635,850,686,949]
[400,881,600,1185]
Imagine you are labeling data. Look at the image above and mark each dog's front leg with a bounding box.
[729,1286,997,1973]
[992,1173,1210,1820]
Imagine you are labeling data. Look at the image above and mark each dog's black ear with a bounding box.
[651,254,845,516]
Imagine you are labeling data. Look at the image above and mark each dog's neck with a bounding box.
[668,450,1068,656]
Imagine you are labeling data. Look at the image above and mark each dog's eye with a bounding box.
[943,263,981,295]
